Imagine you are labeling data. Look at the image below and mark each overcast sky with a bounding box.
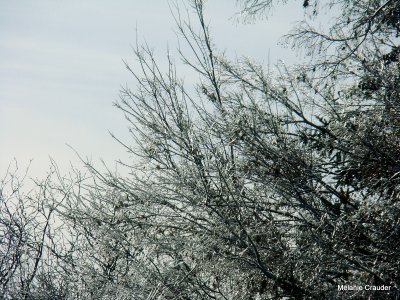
[0,0,303,180]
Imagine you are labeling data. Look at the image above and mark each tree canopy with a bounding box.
[1,0,399,299]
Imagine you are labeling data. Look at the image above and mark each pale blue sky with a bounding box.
[0,1,303,179]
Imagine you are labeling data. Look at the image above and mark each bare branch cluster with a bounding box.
[2,0,399,299]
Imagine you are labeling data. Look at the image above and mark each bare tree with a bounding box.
[3,0,399,299]
[73,0,396,298]
[0,161,83,300]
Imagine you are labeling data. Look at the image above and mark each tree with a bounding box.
[4,0,399,299]
[58,0,399,298]
[0,162,74,299]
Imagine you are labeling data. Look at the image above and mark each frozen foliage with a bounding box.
[1,0,399,299]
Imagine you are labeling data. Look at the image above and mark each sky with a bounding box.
[0,0,304,181]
